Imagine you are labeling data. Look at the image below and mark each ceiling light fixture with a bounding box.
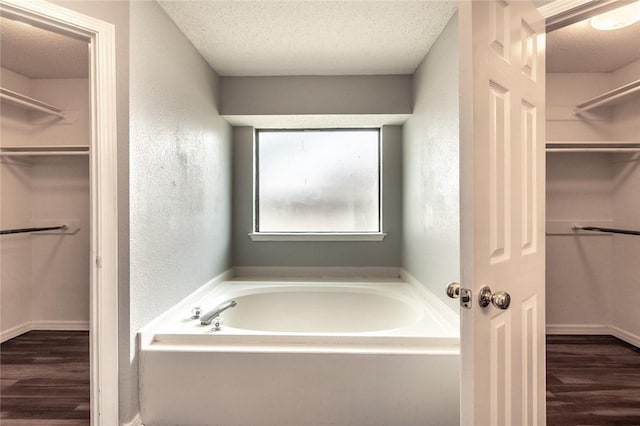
[590,1,640,31]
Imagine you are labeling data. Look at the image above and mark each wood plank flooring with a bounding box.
[0,331,89,425]
[547,335,640,425]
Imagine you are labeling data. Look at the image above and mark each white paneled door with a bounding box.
[458,1,546,425]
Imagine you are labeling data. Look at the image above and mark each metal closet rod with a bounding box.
[0,224,68,235]
[572,225,640,236]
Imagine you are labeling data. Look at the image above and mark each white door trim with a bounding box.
[0,1,119,425]
[538,0,596,18]
[539,0,625,30]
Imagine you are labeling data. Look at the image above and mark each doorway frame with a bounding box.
[539,0,626,29]
[0,0,119,425]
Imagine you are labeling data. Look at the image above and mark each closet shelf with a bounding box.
[0,87,65,119]
[546,141,640,153]
[575,79,640,114]
[0,145,89,157]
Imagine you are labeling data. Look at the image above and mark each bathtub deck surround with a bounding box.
[138,272,460,425]
[140,279,459,353]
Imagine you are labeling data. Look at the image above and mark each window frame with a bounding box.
[250,128,387,241]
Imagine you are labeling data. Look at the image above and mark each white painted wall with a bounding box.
[232,125,402,267]
[401,13,459,312]
[0,67,31,93]
[611,58,640,142]
[610,58,640,342]
[0,160,32,334]
[545,154,613,327]
[546,58,640,343]
[0,75,90,338]
[611,156,640,341]
[29,79,90,147]
[546,72,611,330]
[1,67,33,147]
[29,157,90,324]
[129,1,233,422]
[0,68,33,334]
[546,73,612,142]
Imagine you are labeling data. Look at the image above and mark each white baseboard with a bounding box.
[1,320,89,343]
[609,325,640,348]
[1,323,32,343]
[546,323,640,348]
[545,323,609,335]
[233,266,401,278]
[122,413,144,426]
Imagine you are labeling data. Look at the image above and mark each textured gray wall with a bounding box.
[220,75,412,116]
[129,0,232,422]
[233,125,402,267]
[402,14,459,311]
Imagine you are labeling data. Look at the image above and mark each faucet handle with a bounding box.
[211,317,223,331]
[191,306,202,319]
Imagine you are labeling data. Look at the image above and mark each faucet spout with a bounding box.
[200,300,237,325]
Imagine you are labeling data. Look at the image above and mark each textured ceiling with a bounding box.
[547,17,640,73]
[0,17,88,79]
[158,1,458,76]
[2,1,637,80]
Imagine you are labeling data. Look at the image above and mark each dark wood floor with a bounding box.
[1,331,90,425]
[2,332,639,425]
[547,335,640,425]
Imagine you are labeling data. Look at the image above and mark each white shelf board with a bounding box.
[575,79,640,114]
[0,87,65,119]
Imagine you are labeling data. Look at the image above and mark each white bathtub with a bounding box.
[140,277,460,425]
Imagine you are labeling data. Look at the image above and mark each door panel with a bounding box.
[489,80,511,263]
[490,311,512,426]
[459,1,546,425]
[490,0,511,61]
[522,295,539,426]
[521,100,537,255]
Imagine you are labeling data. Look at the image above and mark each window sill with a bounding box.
[248,232,387,242]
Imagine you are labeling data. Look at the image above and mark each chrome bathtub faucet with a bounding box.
[200,300,237,326]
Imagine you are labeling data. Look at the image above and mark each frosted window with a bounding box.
[257,129,380,233]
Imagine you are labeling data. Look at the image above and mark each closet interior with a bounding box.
[545,11,640,345]
[1,16,90,341]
